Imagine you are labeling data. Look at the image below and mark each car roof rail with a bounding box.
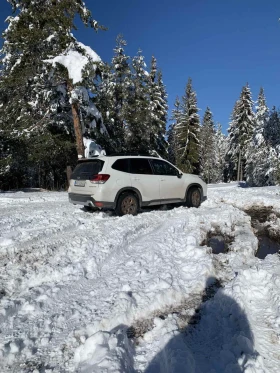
[107,152,156,157]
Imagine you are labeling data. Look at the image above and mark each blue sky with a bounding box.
[1,0,280,134]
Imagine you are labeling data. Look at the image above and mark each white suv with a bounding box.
[68,155,207,216]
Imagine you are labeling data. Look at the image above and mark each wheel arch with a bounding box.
[185,183,203,201]
[114,187,143,208]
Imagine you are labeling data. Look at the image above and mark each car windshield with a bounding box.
[71,160,104,180]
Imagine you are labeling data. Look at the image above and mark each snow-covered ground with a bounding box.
[0,184,280,372]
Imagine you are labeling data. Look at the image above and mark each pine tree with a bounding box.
[167,97,181,164]
[95,62,115,152]
[263,106,280,185]
[200,107,217,183]
[214,123,227,183]
[126,50,150,153]
[264,106,280,148]
[227,84,255,181]
[146,57,168,157]
[246,87,270,186]
[175,78,200,173]
[0,0,104,189]
[98,35,131,153]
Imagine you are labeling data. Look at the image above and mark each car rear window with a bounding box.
[130,158,153,174]
[71,160,104,180]
[111,158,130,173]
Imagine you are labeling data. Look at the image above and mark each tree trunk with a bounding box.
[237,150,241,181]
[71,102,85,158]
[66,166,72,189]
[68,81,85,159]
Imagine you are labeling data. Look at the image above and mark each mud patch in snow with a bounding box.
[244,205,280,259]
[256,236,280,259]
[201,230,234,254]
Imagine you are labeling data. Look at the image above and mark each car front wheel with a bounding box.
[186,187,201,208]
[116,193,139,216]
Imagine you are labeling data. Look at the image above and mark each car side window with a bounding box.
[111,159,130,173]
[130,158,153,174]
[151,159,178,176]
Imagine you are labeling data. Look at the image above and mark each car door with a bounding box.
[129,158,161,204]
[150,159,185,201]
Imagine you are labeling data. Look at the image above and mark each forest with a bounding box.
[0,0,279,190]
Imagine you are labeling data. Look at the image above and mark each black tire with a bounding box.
[116,192,139,216]
[186,187,201,208]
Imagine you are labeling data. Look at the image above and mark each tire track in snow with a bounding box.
[38,213,210,371]
[0,211,170,372]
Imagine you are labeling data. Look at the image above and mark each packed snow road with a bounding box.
[0,185,280,372]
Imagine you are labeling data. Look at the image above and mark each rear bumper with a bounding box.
[68,193,115,209]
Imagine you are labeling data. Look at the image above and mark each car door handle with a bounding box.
[160,179,165,181]
[133,178,140,181]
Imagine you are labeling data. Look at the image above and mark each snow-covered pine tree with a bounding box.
[199,107,217,183]
[264,106,280,185]
[95,62,115,152]
[214,123,227,183]
[227,84,255,181]
[45,39,104,159]
[246,87,271,186]
[226,101,239,181]
[167,97,181,164]
[175,78,200,174]
[97,35,131,153]
[110,35,131,152]
[146,57,168,157]
[0,0,104,189]
[264,106,280,148]
[126,50,150,153]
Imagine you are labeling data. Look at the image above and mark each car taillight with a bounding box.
[90,174,110,184]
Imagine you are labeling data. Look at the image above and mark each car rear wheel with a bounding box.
[116,193,139,216]
[186,187,201,208]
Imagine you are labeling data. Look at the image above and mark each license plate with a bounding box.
[74,180,86,187]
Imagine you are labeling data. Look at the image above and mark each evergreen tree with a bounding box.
[167,97,181,164]
[0,0,104,189]
[264,106,280,147]
[214,123,227,183]
[227,84,255,181]
[264,106,280,185]
[246,87,271,186]
[98,35,131,153]
[175,78,200,173]
[126,50,150,153]
[147,57,168,157]
[199,107,217,183]
[95,62,115,152]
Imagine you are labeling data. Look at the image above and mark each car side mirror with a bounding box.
[177,172,183,179]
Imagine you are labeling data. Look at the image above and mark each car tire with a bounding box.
[186,187,201,208]
[116,192,139,216]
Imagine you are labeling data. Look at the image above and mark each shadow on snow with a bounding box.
[143,277,257,373]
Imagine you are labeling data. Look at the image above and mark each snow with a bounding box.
[44,42,101,84]
[83,138,106,157]
[0,185,280,372]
